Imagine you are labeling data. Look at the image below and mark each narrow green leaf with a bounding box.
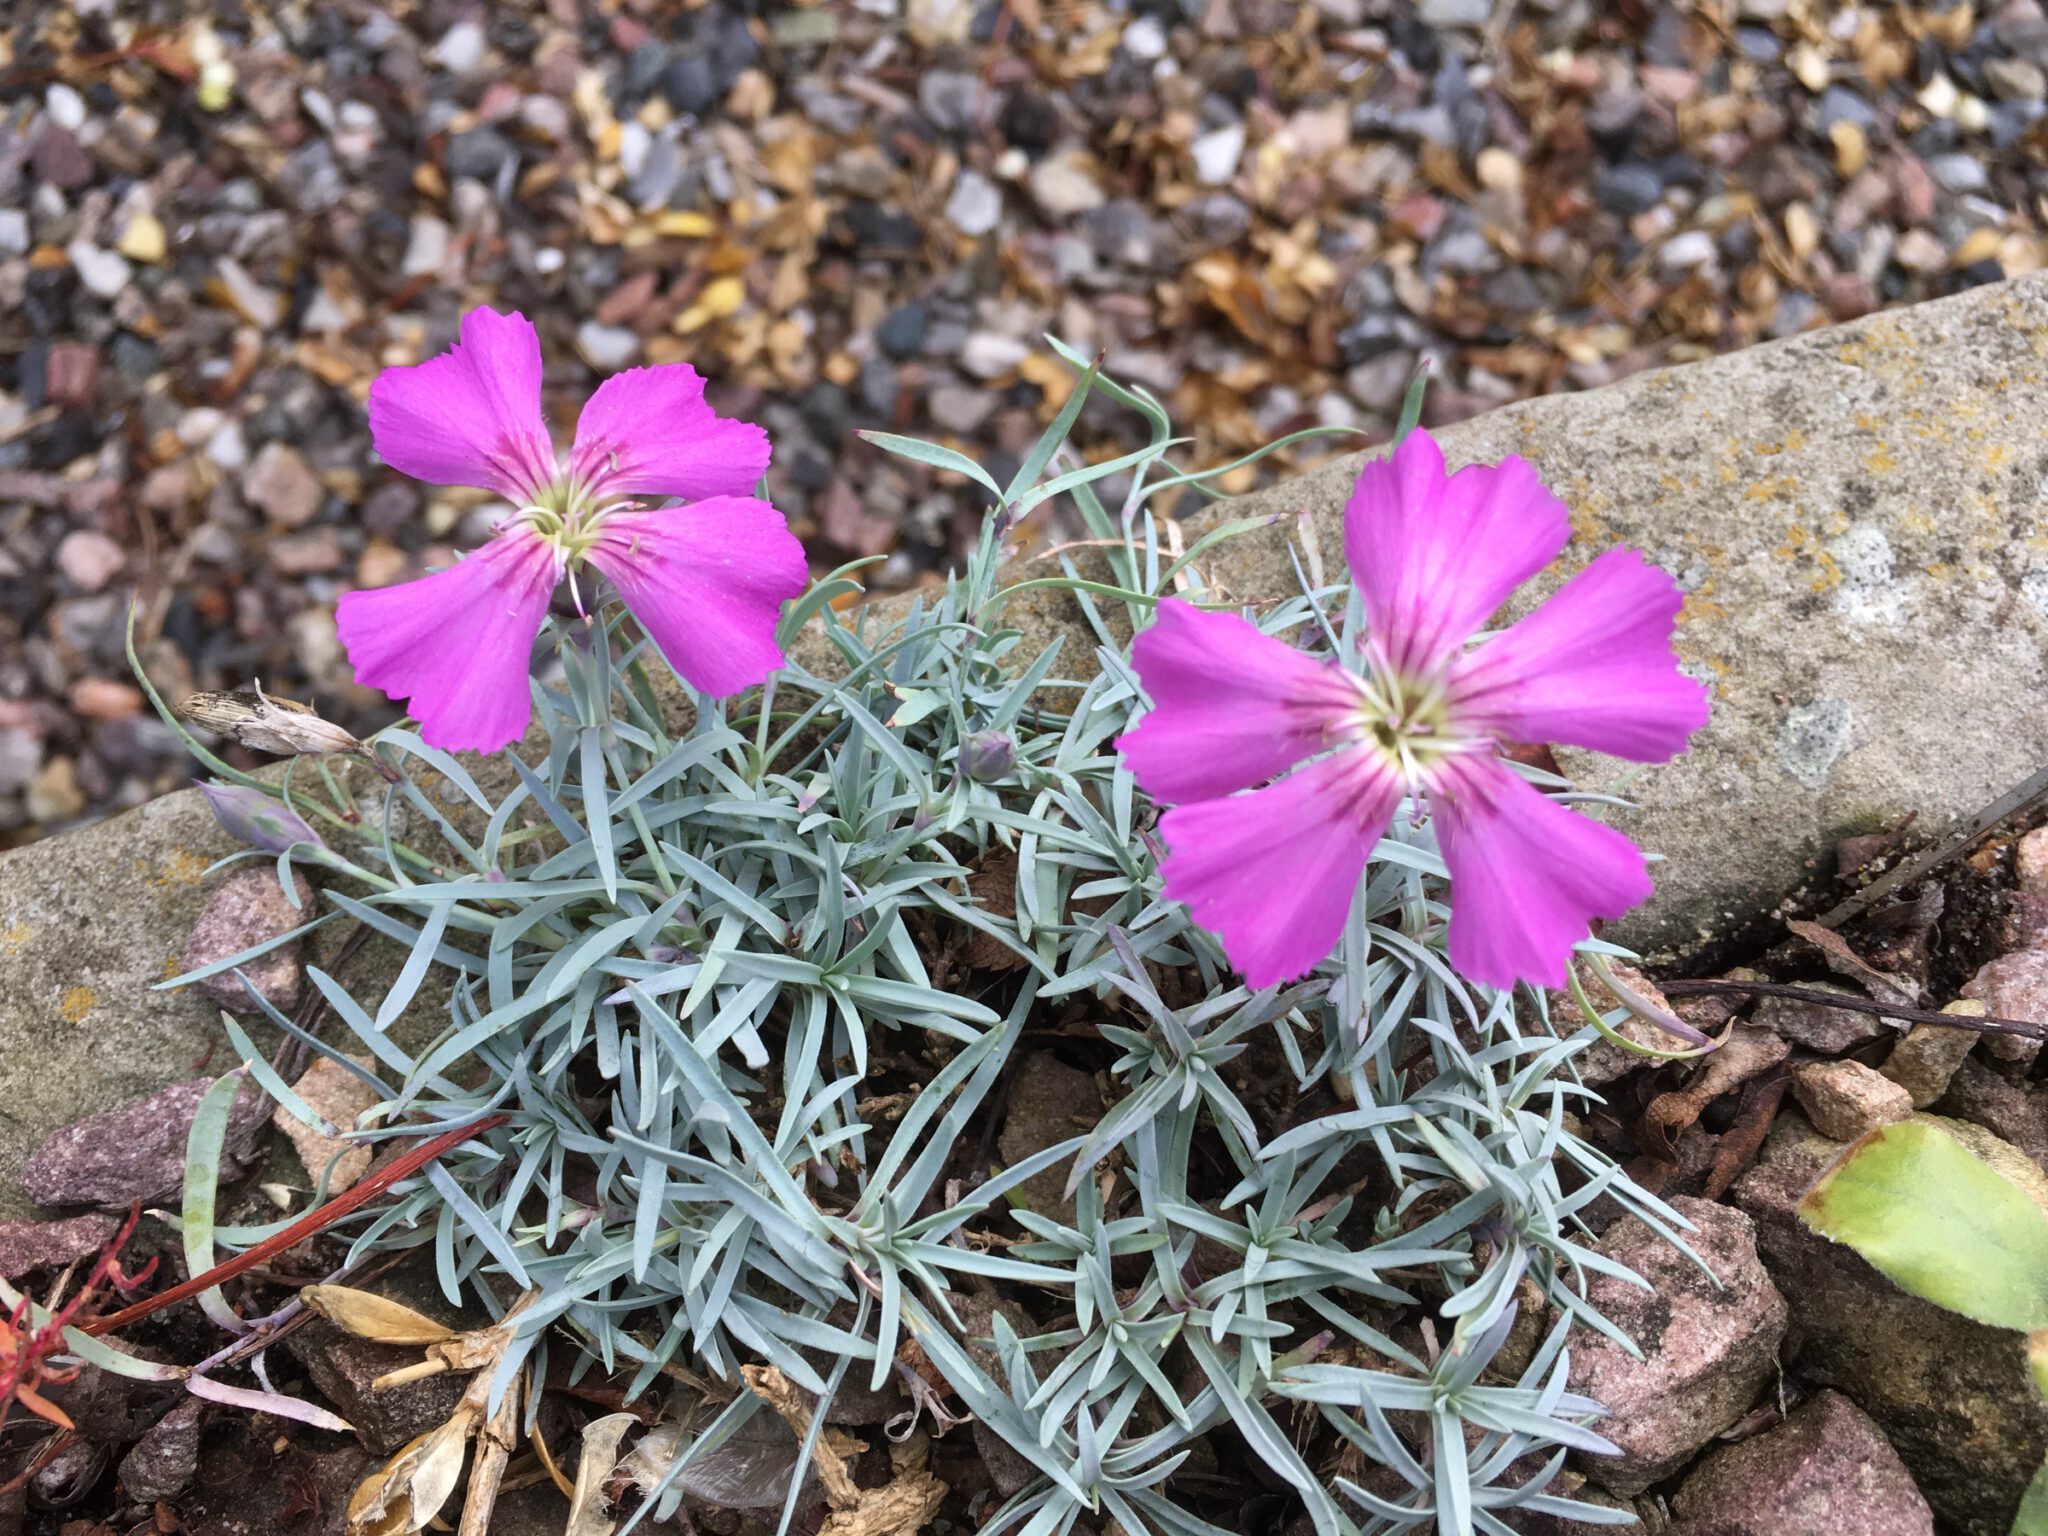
[1394,358,1431,442]
[1015,439,1192,517]
[182,1069,247,1335]
[853,430,1003,499]
[1003,351,1102,507]
[581,726,618,903]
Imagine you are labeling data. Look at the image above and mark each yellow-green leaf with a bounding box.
[1798,1121,2048,1331]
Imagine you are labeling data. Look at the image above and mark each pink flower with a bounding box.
[1117,429,1709,992]
[336,308,806,751]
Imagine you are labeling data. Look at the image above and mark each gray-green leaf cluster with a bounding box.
[176,356,1681,1536]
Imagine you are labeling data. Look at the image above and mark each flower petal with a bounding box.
[584,500,807,697]
[1157,752,1402,988]
[569,365,772,503]
[366,308,556,501]
[336,530,559,753]
[1119,599,1361,805]
[1430,756,1653,992]
[1343,429,1570,679]
[1447,548,1710,762]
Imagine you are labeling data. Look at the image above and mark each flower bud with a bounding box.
[962,729,1016,783]
[197,781,327,858]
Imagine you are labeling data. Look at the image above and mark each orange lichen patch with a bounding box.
[1743,474,1801,503]
[58,986,95,1024]
[1680,591,1730,625]
[1863,443,1898,475]
[0,922,32,957]
[1986,443,2013,474]
[1562,486,1609,543]
[1925,562,1954,581]
[1770,523,1844,592]
[1749,429,1808,456]
[141,848,211,887]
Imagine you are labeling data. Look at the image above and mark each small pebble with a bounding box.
[434,20,486,74]
[944,169,1003,236]
[1123,15,1169,59]
[1191,123,1246,186]
[117,211,167,263]
[243,442,323,526]
[961,332,1030,378]
[1791,1059,1915,1141]
[1028,153,1107,219]
[44,83,87,132]
[55,530,124,591]
[67,243,131,299]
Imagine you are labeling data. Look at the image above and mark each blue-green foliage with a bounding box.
[178,351,1680,1536]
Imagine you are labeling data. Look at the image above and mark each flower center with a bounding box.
[1340,661,1483,791]
[507,468,638,569]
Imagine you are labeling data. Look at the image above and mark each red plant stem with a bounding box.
[82,1114,509,1337]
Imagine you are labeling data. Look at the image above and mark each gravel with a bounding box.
[0,0,2041,842]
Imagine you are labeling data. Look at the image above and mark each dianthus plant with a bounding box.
[172,339,1696,1536]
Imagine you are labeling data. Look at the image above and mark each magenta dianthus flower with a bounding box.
[1117,429,1709,993]
[336,308,806,751]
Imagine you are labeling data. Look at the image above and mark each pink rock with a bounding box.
[1889,151,1938,226]
[2010,827,2048,949]
[55,530,125,592]
[1568,1197,1788,1495]
[23,1077,267,1209]
[1671,1390,1932,1536]
[182,865,316,1017]
[1962,950,2048,1068]
[0,1211,118,1278]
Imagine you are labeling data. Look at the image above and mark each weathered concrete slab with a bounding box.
[3,276,2046,1217]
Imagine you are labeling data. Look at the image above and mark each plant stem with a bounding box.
[82,1114,509,1337]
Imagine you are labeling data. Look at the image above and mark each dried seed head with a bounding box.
[299,1285,458,1347]
[180,685,400,781]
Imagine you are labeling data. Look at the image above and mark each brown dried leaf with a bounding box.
[346,1410,476,1536]
[1784,919,1921,1007]
[819,1472,949,1536]
[1638,1027,1792,1159]
[741,1363,861,1507]
[563,1412,639,1536]
[301,1285,459,1346]
[965,851,1028,972]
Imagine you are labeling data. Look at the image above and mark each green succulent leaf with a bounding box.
[1798,1121,2048,1331]
[2015,1457,2048,1536]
